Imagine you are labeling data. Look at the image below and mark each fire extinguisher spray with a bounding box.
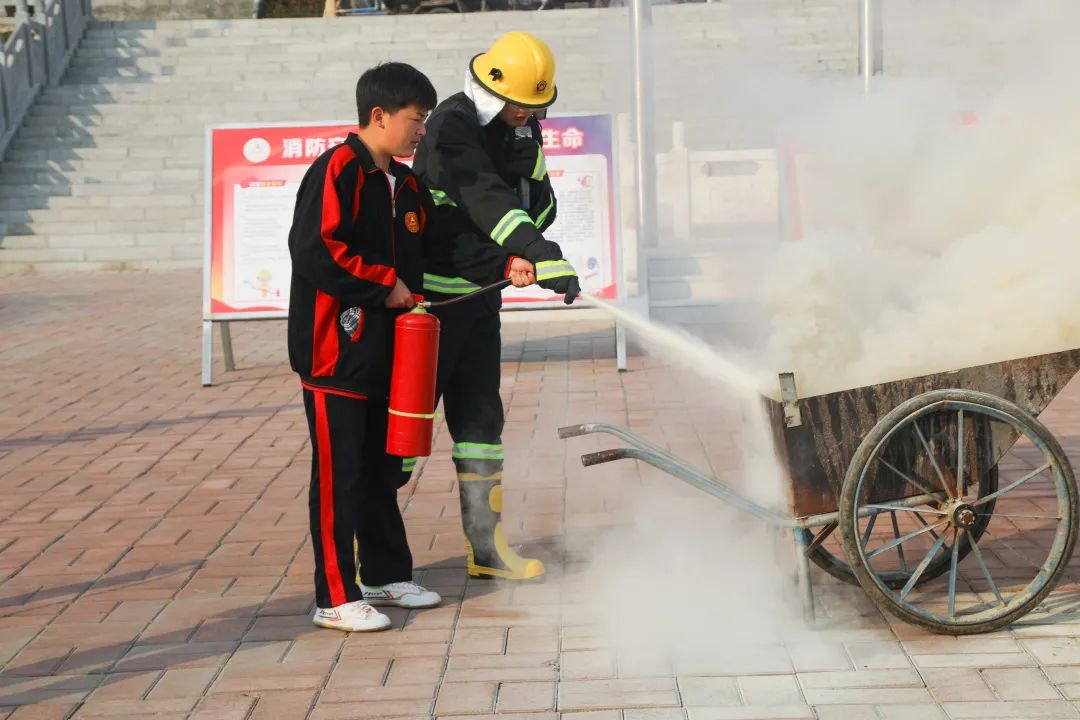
[386,280,510,458]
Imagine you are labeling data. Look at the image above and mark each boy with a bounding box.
[287,63,531,632]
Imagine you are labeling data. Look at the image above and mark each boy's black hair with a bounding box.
[356,62,437,127]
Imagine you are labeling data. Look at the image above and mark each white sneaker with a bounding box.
[361,581,441,609]
[312,600,391,632]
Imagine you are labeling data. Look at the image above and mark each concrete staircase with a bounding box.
[0,4,859,274]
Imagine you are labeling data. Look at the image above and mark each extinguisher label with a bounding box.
[339,306,364,342]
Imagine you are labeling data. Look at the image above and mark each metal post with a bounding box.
[858,0,883,95]
[32,0,51,90]
[0,64,9,130]
[15,0,30,21]
[615,320,627,371]
[202,320,214,386]
[220,321,236,372]
[629,0,657,250]
[793,528,816,624]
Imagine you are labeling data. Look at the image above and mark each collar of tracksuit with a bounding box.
[346,132,413,182]
[464,71,505,126]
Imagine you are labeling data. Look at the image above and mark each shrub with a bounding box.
[263,0,325,18]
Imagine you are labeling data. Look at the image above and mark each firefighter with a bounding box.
[412,31,579,582]
[288,62,527,632]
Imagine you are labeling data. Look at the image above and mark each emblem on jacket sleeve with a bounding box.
[404,211,420,234]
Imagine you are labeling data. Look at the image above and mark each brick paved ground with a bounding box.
[2,270,1080,719]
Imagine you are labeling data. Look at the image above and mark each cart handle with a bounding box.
[577,445,796,529]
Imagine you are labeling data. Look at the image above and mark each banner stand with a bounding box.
[202,116,624,386]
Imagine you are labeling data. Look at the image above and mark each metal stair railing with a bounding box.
[0,0,93,161]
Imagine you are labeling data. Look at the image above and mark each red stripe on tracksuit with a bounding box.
[322,146,397,287]
[311,291,340,377]
[313,391,347,608]
[301,380,367,401]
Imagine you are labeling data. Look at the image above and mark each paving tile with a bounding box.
[70,698,198,717]
[560,650,618,680]
[506,627,559,655]
[433,682,497,715]
[901,638,1021,655]
[558,678,680,711]
[918,667,995,703]
[912,653,1036,670]
[387,657,448,685]
[84,671,160,700]
[982,668,1061,701]
[940,700,1080,718]
[247,690,318,720]
[317,682,436,705]
[813,706,878,720]
[786,642,853,673]
[0,675,101,705]
[686,708,815,720]
[737,676,803,706]
[436,715,556,720]
[874,705,948,720]
[188,692,259,720]
[623,711,689,720]
[802,688,935,705]
[309,698,433,719]
[7,705,80,720]
[799,669,923,690]
[444,653,556,683]
[1024,639,1080,666]
[450,628,507,655]
[845,642,912,670]
[495,681,556,713]
[146,667,220,700]
[677,676,740,707]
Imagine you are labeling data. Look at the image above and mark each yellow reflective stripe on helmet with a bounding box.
[533,194,554,228]
[452,442,504,460]
[423,273,481,295]
[429,188,457,207]
[490,209,531,246]
[535,259,576,281]
[531,149,547,181]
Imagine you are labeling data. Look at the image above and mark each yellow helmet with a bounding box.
[470,31,557,110]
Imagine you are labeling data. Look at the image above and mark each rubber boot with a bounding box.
[459,475,545,580]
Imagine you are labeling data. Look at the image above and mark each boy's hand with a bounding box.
[384,279,416,309]
[508,257,536,288]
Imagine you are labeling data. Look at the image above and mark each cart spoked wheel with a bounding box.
[839,389,1077,634]
[806,466,997,588]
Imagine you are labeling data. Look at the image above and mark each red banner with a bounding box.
[204,116,618,319]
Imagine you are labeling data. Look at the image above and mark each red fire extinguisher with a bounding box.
[386,280,513,458]
[387,304,440,458]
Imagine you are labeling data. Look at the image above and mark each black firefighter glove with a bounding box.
[506,136,547,182]
[535,259,581,305]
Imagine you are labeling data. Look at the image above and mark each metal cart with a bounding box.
[560,349,1080,634]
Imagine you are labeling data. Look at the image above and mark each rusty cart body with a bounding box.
[560,349,1080,634]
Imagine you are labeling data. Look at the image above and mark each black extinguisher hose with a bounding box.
[422,279,512,309]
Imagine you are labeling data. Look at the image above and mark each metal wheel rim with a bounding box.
[852,399,1072,628]
[811,466,997,589]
